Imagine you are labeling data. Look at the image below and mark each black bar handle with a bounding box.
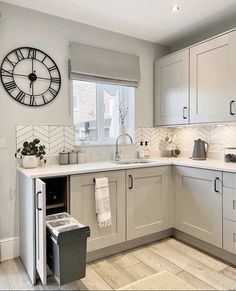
[214,177,220,193]
[129,175,134,189]
[230,100,235,115]
[183,107,188,119]
[36,191,42,211]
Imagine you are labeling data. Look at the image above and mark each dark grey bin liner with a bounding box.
[47,221,90,285]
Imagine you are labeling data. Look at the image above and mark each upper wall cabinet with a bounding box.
[154,49,189,126]
[190,32,236,123]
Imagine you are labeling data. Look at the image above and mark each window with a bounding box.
[73,80,135,145]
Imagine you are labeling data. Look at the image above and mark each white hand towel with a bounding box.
[95,177,112,228]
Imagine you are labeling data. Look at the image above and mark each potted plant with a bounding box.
[15,138,46,168]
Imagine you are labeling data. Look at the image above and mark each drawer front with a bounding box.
[223,172,236,188]
[223,219,236,255]
[223,187,236,221]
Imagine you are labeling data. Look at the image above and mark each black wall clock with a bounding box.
[0,47,61,106]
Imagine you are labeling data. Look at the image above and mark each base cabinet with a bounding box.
[70,170,126,252]
[126,166,173,240]
[223,172,236,254]
[223,219,236,254]
[19,164,236,287]
[174,166,222,248]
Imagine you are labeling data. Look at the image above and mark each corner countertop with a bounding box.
[16,157,236,178]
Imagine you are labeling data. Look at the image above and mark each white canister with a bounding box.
[77,151,86,163]
[69,151,77,164]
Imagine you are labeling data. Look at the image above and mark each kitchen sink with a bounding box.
[113,159,158,164]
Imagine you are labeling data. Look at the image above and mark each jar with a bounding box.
[78,150,86,163]
[224,147,236,163]
[69,151,77,164]
[59,151,69,165]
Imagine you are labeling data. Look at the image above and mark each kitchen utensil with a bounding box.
[192,139,208,160]
[171,148,181,157]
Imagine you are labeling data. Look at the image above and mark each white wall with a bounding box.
[171,14,236,51]
[0,2,168,258]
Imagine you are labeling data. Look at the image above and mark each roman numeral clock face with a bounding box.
[0,47,61,106]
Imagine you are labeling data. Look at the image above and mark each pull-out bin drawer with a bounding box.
[46,213,90,285]
[223,219,236,255]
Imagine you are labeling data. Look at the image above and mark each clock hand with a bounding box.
[32,79,34,96]
[13,73,51,81]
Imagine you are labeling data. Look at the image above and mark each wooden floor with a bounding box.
[0,238,236,290]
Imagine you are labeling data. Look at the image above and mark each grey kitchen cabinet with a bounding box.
[19,174,70,286]
[35,178,47,285]
[190,31,236,123]
[223,186,236,222]
[126,166,173,240]
[223,172,236,254]
[154,49,189,126]
[174,166,223,248]
[19,172,37,285]
[19,176,47,285]
[70,170,126,252]
[19,177,48,285]
[223,219,236,255]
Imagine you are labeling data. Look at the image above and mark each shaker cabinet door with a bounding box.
[70,171,126,252]
[223,219,236,254]
[126,166,173,240]
[174,166,222,248]
[154,49,189,126]
[35,178,47,285]
[190,33,235,123]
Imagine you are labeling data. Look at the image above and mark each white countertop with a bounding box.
[17,157,236,178]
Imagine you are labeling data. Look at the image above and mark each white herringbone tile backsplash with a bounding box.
[135,125,236,156]
[16,125,75,155]
[16,124,236,159]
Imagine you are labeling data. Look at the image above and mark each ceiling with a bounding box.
[2,0,236,46]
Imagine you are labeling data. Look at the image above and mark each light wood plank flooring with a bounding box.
[0,238,236,290]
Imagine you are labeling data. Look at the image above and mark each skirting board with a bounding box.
[0,237,19,261]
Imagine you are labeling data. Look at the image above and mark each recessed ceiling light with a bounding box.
[171,5,180,13]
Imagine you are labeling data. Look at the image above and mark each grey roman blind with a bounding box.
[69,42,140,87]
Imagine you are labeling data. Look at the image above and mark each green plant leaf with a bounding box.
[16,139,46,160]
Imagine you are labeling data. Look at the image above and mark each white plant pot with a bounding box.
[22,156,38,169]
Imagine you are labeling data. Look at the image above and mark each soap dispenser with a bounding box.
[138,141,145,159]
[144,141,150,159]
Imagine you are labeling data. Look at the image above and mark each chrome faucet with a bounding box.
[115,133,133,161]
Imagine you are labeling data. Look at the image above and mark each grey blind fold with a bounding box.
[69,42,140,87]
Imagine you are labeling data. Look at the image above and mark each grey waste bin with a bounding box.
[46,212,90,285]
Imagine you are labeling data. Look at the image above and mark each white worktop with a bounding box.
[17,157,236,178]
